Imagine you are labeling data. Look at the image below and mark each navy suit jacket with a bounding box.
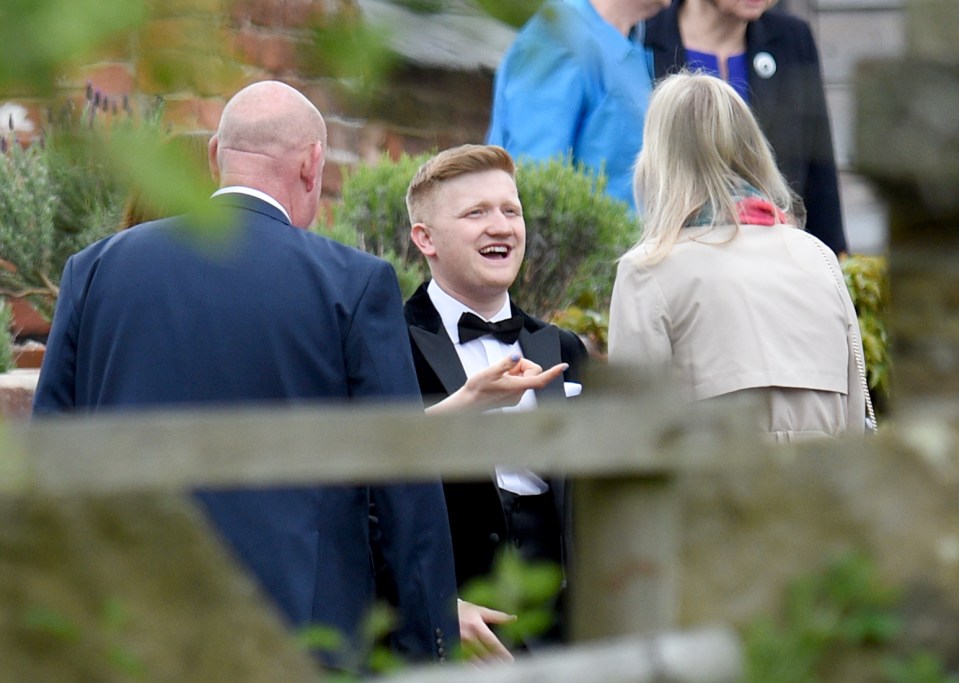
[645,4,848,254]
[33,194,459,669]
[403,282,588,588]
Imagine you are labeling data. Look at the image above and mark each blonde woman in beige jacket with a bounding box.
[608,73,866,440]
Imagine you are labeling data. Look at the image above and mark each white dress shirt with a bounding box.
[427,280,548,495]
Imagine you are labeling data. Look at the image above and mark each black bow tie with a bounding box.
[457,312,524,344]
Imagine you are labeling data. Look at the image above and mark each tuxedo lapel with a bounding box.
[405,283,468,396]
[409,325,468,395]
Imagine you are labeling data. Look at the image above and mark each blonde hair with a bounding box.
[631,72,796,264]
[406,144,515,225]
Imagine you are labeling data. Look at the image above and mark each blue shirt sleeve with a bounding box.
[487,34,586,164]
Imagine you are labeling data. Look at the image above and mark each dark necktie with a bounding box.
[457,312,524,344]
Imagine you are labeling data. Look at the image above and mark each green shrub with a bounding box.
[328,152,637,321]
[842,254,889,409]
[0,104,130,318]
[326,153,430,299]
[513,154,636,316]
[459,550,563,652]
[0,299,14,373]
[744,552,956,683]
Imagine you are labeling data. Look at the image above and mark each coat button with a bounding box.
[435,628,443,637]
[489,532,500,544]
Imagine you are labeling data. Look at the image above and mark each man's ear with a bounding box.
[301,142,324,193]
[208,136,220,184]
[410,222,436,257]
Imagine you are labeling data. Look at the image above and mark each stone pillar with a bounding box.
[855,0,959,403]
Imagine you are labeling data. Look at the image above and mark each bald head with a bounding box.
[210,81,328,227]
[216,81,326,159]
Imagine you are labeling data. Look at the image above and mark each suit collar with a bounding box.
[210,191,292,226]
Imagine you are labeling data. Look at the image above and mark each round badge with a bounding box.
[753,52,777,79]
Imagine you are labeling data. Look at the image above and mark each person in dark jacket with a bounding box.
[645,0,848,254]
[33,80,459,672]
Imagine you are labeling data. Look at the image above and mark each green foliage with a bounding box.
[0,0,146,95]
[0,142,61,314]
[332,153,427,271]
[512,154,636,317]
[0,124,124,317]
[1,94,226,318]
[295,552,562,674]
[884,652,959,683]
[744,552,956,683]
[474,0,544,27]
[389,0,446,13]
[330,152,636,320]
[24,606,84,643]
[326,152,430,301]
[459,550,564,650]
[548,289,609,354]
[842,255,890,404]
[298,602,405,679]
[0,300,13,372]
[22,600,148,679]
[304,13,399,107]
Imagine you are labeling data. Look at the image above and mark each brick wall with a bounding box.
[1,0,496,393]
[1,0,493,203]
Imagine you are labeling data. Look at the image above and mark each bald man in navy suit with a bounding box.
[33,80,459,671]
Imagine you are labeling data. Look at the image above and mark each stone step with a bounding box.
[0,369,39,421]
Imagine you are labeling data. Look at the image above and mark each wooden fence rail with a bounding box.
[390,627,743,683]
[2,377,756,681]
[4,379,753,494]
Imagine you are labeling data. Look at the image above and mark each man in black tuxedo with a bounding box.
[403,144,588,660]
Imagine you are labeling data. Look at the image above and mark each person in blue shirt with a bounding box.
[487,0,671,209]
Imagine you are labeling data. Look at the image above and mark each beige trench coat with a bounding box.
[609,223,866,440]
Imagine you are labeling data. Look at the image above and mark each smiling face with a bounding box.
[411,169,525,317]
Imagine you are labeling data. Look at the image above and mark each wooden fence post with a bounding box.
[571,475,679,640]
[855,0,959,403]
